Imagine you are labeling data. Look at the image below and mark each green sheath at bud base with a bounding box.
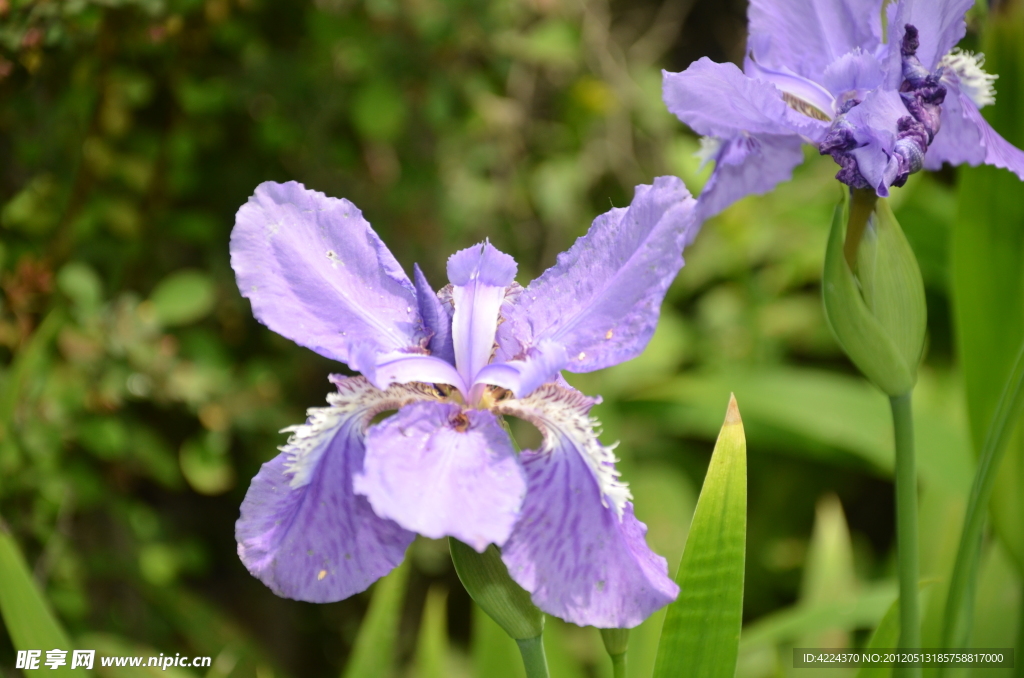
[822,190,927,396]
[448,538,544,640]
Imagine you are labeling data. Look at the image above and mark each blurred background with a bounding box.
[1,0,1021,676]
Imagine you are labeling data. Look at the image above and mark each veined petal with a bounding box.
[663,59,828,141]
[885,0,974,82]
[474,340,569,398]
[231,182,424,373]
[372,351,467,393]
[744,58,836,120]
[748,0,883,82]
[354,402,526,552]
[821,48,885,101]
[448,242,518,386]
[694,133,808,222]
[236,376,434,602]
[413,264,455,366]
[501,177,695,374]
[925,87,1024,181]
[495,384,678,627]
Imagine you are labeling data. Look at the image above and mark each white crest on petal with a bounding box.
[941,48,998,109]
[281,376,439,488]
[495,383,632,518]
[695,136,723,171]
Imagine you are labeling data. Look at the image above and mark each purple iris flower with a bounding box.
[230,177,697,628]
[662,0,1024,222]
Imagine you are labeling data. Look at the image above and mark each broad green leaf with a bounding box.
[0,522,81,676]
[148,270,216,327]
[413,586,451,678]
[654,395,746,678]
[644,367,973,495]
[342,559,409,678]
[952,5,1024,574]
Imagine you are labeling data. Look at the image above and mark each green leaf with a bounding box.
[0,521,81,676]
[798,494,857,648]
[148,270,216,327]
[413,586,451,678]
[952,4,1024,574]
[854,599,899,678]
[341,559,409,678]
[654,395,746,678]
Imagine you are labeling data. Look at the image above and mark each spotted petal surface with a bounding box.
[496,384,678,627]
[236,377,432,602]
[501,177,696,375]
[231,182,425,375]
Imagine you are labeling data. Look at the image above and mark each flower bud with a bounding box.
[448,538,544,640]
[822,189,927,396]
[600,627,629,657]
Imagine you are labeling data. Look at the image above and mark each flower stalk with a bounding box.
[600,628,629,678]
[891,392,920,675]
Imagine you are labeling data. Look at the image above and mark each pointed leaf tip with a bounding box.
[725,393,741,425]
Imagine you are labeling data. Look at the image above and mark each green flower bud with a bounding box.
[822,189,927,396]
[448,538,544,640]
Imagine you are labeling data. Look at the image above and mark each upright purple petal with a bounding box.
[495,384,678,628]
[354,401,526,552]
[500,177,695,375]
[413,264,455,365]
[925,88,1024,181]
[886,0,974,81]
[747,0,883,82]
[821,48,885,100]
[236,376,433,602]
[694,133,807,222]
[663,59,828,141]
[231,182,424,373]
[447,242,518,386]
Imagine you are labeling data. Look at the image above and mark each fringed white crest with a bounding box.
[281,376,439,488]
[496,383,632,518]
[941,48,998,109]
[695,136,723,171]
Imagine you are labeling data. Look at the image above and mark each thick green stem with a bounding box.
[515,636,550,678]
[891,393,920,678]
[610,653,626,678]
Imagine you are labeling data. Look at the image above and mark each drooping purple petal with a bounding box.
[694,133,808,222]
[925,87,1024,181]
[885,0,974,82]
[413,264,455,366]
[354,401,526,552]
[500,177,695,374]
[236,376,433,602]
[231,182,424,374]
[747,0,883,83]
[495,384,678,628]
[447,242,518,387]
[663,59,828,142]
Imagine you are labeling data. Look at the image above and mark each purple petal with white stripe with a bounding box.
[496,384,678,628]
[236,376,431,602]
[355,401,526,552]
[448,242,518,386]
[500,177,696,374]
[231,182,424,374]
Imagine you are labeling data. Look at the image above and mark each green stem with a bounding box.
[941,340,1024,662]
[1016,600,1024,678]
[891,392,920,678]
[515,636,550,678]
[610,653,626,678]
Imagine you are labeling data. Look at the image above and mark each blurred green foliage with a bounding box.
[0,0,1021,676]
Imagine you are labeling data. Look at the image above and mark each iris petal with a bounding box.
[236,376,432,602]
